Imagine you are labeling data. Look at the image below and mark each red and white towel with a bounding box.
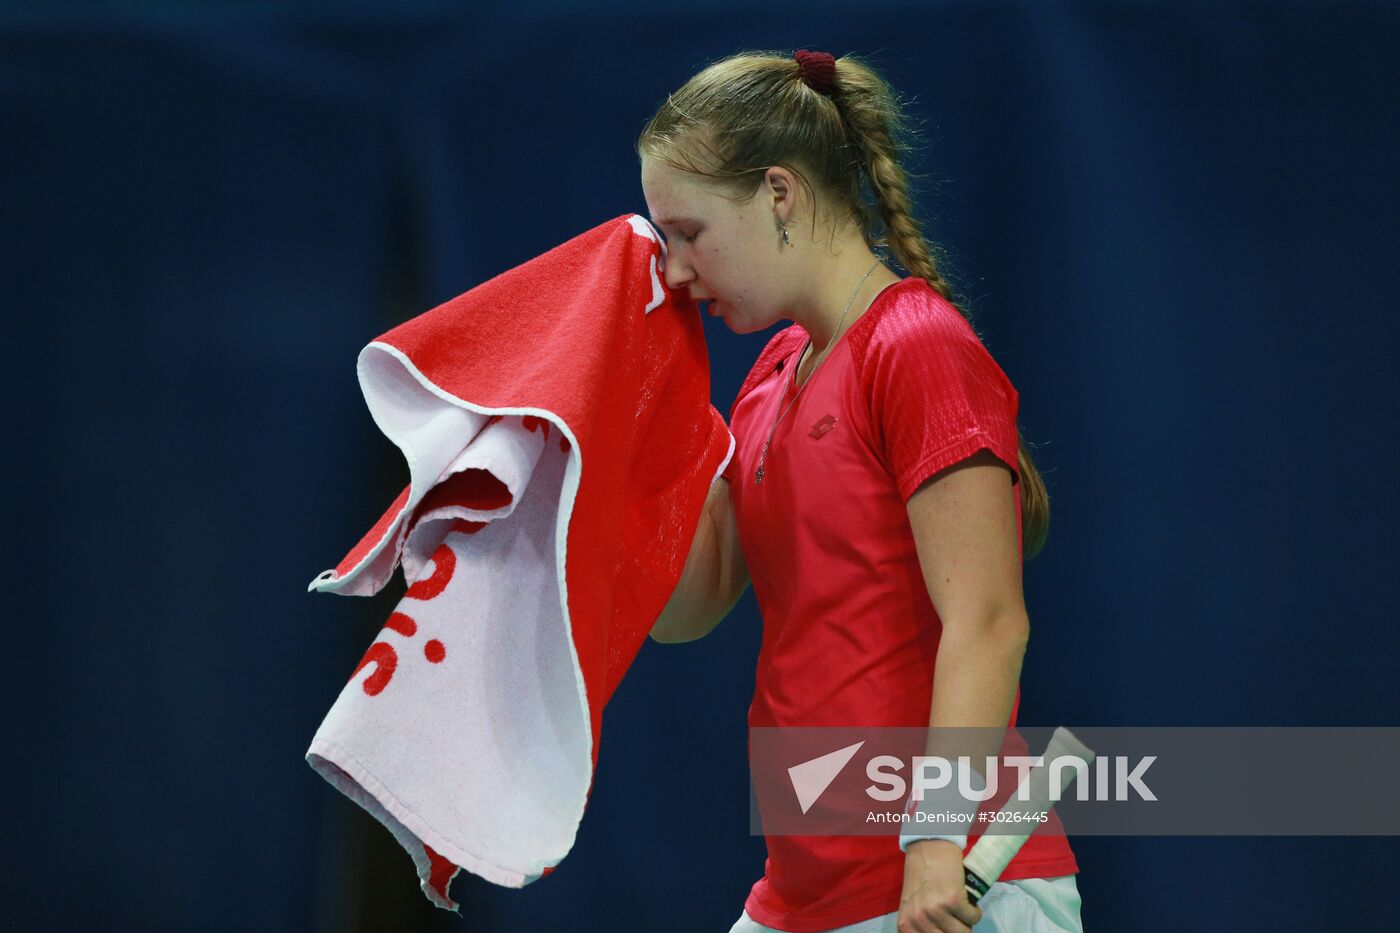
[306,214,733,910]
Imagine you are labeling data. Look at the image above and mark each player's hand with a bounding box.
[896,839,983,933]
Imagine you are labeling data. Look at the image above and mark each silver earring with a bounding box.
[779,222,791,247]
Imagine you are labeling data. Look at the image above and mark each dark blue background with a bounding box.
[5,2,1397,930]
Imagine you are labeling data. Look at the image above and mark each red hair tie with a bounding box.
[794,49,837,96]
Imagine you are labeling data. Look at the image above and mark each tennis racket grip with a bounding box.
[962,727,1094,906]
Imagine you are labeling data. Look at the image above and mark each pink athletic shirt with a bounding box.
[721,277,1078,932]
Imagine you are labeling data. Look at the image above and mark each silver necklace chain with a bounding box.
[754,259,881,485]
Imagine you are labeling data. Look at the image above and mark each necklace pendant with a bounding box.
[754,440,771,485]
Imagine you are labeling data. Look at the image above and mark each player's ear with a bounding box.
[764,166,798,222]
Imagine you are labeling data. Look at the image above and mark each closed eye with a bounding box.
[653,224,698,245]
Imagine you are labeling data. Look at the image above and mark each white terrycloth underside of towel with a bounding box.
[307,342,591,902]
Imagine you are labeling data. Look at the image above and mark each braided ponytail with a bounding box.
[831,58,1052,558]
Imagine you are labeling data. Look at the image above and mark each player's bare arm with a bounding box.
[651,475,751,643]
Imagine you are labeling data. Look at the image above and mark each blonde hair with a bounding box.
[637,50,1052,558]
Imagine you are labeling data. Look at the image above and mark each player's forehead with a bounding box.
[641,157,710,229]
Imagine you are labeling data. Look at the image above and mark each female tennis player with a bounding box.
[640,50,1082,933]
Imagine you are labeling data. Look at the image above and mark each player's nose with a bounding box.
[663,252,696,291]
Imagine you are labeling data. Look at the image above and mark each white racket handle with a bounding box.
[962,727,1094,905]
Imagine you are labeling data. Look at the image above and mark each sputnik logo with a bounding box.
[787,741,866,814]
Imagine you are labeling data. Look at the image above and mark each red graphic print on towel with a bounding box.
[349,522,485,695]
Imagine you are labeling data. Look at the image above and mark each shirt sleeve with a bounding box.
[863,306,1021,502]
